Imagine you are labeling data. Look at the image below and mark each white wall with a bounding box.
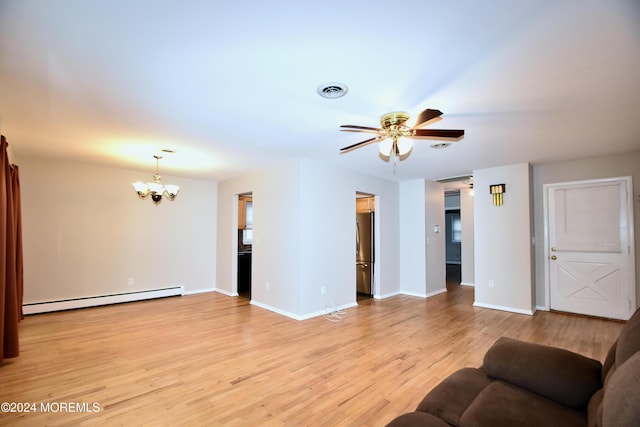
[216,159,400,319]
[298,160,354,314]
[298,159,400,312]
[533,151,640,310]
[398,179,446,297]
[19,156,218,304]
[473,163,534,314]
[425,180,446,296]
[460,188,475,286]
[216,160,302,315]
[399,180,427,296]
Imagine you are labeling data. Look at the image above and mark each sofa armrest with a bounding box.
[483,337,602,411]
[385,411,451,427]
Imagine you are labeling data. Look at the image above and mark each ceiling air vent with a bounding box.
[430,142,451,149]
[317,82,348,99]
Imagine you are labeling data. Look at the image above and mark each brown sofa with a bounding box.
[386,307,640,427]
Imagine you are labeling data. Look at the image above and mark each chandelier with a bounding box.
[132,155,179,204]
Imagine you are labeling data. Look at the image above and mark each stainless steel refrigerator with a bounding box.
[356,212,374,296]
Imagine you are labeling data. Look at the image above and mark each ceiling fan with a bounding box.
[339,108,464,159]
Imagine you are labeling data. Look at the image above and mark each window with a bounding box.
[451,215,462,243]
[245,201,253,229]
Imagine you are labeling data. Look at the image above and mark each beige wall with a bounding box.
[399,179,428,296]
[16,149,640,316]
[533,151,640,310]
[460,188,475,286]
[425,180,446,295]
[216,159,401,319]
[19,156,217,304]
[474,163,534,314]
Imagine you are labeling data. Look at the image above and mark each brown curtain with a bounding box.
[1,135,23,362]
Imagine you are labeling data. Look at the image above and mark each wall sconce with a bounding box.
[132,155,180,205]
[490,184,506,206]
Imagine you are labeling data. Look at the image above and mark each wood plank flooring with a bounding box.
[0,284,624,426]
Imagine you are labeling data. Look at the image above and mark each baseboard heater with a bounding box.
[22,286,184,315]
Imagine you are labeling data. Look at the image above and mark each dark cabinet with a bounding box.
[238,252,252,295]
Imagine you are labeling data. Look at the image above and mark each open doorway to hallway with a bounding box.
[445,191,462,288]
[356,192,375,301]
[237,192,253,299]
[442,177,474,292]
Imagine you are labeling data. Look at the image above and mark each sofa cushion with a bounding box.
[385,411,451,427]
[587,388,603,427]
[602,351,640,427]
[460,380,587,427]
[416,368,492,426]
[615,306,640,367]
[601,340,617,384]
[483,336,601,411]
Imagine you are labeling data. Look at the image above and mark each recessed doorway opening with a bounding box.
[237,192,253,299]
[356,192,375,301]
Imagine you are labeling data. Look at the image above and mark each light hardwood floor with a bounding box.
[0,284,624,426]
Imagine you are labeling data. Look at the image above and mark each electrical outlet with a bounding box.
[128,277,134,286]
[321,286,326,295]
[488,280,495,288]
[265,282,270,291]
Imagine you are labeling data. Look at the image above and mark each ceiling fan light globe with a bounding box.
[378,139,393,157]
[397,139,413,156]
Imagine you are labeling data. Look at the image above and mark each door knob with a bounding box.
[551,255,557,260]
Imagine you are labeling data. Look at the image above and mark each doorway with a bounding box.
[237,192,253,299]
[445,209,462,286]
[440,175,475,291]
[356,193,375,300]
[445,191,462,287]
[544,177,636,320]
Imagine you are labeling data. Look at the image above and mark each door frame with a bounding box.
[543,176,636,317]
[234,191,254,298]
[355,192,378,299]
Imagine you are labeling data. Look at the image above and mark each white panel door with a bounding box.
[546,177,635,320]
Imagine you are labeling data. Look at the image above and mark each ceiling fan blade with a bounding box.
[411,109,443,129]
[340,136,381,153]
[340,125,382,132]
[412,129,464,139]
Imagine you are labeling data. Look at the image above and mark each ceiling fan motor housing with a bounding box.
[380,112,410,129]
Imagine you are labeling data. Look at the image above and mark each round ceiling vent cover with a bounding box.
[317,82,348,99]
[430,142,451,149]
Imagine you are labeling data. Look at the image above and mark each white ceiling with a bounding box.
[1,0,639,183]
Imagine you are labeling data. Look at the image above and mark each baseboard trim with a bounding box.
[23,286,184,315]
[400,290,427,298]
[426,288,448,298]
[376,291,402,299]
[249,300,359,321]
[184,287,216,296]
[214,288,238,297]
[399,288,448,299]
[473,301,534,316]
